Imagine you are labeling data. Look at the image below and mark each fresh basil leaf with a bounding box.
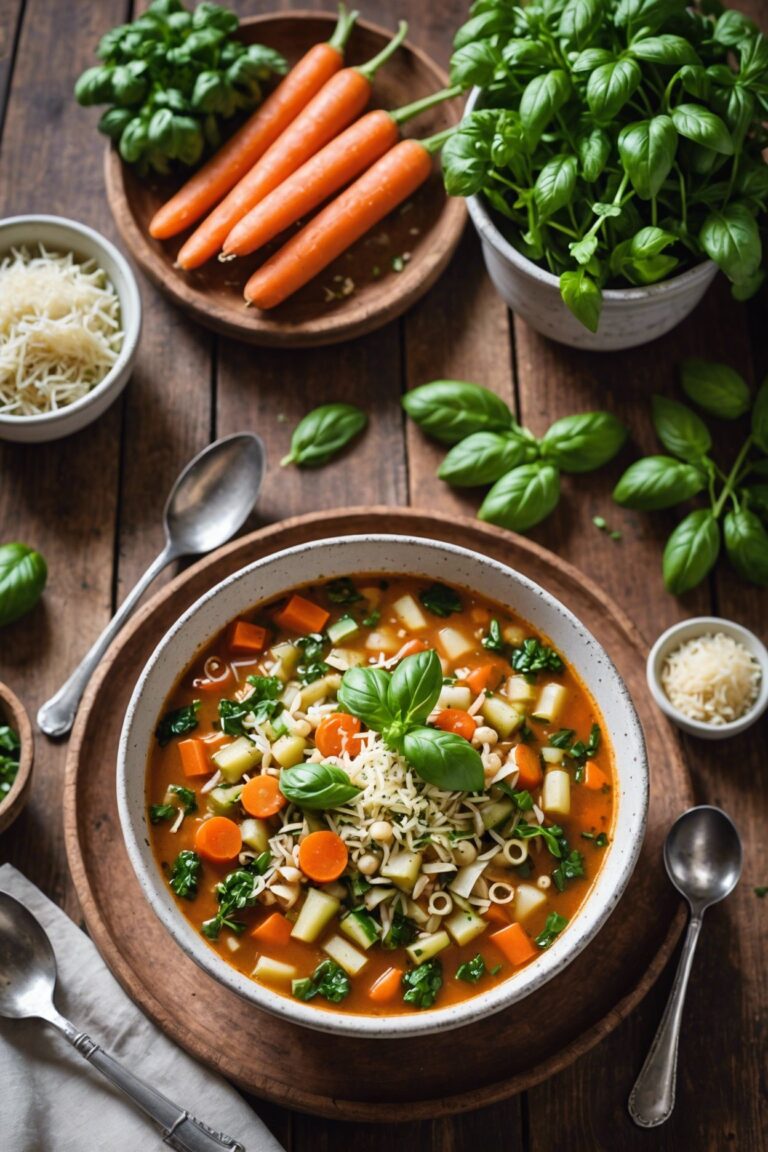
[559,269,602,333]
[534,154,578,219]
[611,226,679,284]
[671,104,734,155]
[441,110,498,197]
[388,649,443,726]
[663,509,721,594]
[680,360,751,420]
[652,395,712,461]
[279,763,361,809]
[613,455,706,509]
[338,666,393,731]
[713,85,756,150]
[750,379,768,453]
[510,638,563,676]
[501,39,552,71]
[75,65,115,106]
[519,69,570,147]
[569,234,599,266]
[281,403,367,468]
[478,463,560,531]
[438,430,537,486]
[540,412,627,473]
[630,35,700,66]
[738,31,768,86]
[576,127,611,181]
[0,542,47,627]
[558,0,603,48]
[615,0,686,34]
[745,484,768,520]
[418,584,463,619]
[453,7,515,50]
[571,48,614,73]
[714,9,757,47]
[450,40,500,87]
[618,116,677,200]
[168,784,197,815]
[724,509,768,585]
[482,618,505,653]
[150,803,177,824]
[402,381,513,444]
[586,59,641,122]
[155,701,200,747]
[402,727,484,792]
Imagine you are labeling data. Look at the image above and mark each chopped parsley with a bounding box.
[552,849,585,892]
[169,850,200,899]
[582,831,609,848]
[155,701,200,747]
[419,583,462,618]
[362,609,381,627]
[455,954,492,983]
[482,618,505,653]
[383,910,418,950]
[509,638,563,679]
[326,578,362,604]
[168,784,197,814]
[219,675,284,734]
[0,725,20,797]
[296,632,330,684]
[150,803,177,824]
[402,958,442,1008]
[202,867,264,940]
[535,912,568,949]
[292,959,350,1004]
[548,723,601,780]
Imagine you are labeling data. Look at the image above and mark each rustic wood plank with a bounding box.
[0,0,23,137]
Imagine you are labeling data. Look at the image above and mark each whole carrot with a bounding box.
[177,21,409,270]
[222,85,462,259]
[243,128,453,310]
[148,5,359,241]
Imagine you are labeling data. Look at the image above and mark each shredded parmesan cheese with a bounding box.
[661,632,761,725]
[0,244,123,415]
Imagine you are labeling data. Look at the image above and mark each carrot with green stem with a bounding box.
[177,21,410,270]
[222,84,462,259]
[243,126,454,310]
[149,4,359,240]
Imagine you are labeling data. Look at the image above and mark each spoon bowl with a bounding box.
[0,892,57,1021]
[664,806,743,912]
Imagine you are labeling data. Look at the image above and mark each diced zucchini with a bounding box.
[212,736,262,782]
[542,768,571,817]
[480,695,524,738]
[481,798,514,830]
[541,746,565,765]
[267,712,290,739]
[327,615,359,644]
[437,626,474,661]
[240,817,269,853]
[340,908,380,950]
[531,682,568,723]
[505,675,537,704]
[299,674,342,707]
[392,593,428,632]
[271,641,301,680]
[380,850,423,892]
[252,956,297,985]
[406,930,450,965]
[271,734,307,768]
[437,684,473,710]
[323,933,369,976]
[291,888,341,943]
[365,630,400,655]
[514,882,547,922]
[445,906,488,947]
[206,785,243,816]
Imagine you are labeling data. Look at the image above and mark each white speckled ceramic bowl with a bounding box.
[463,90,718,352]
[118,535,648,1038]
[0,215,141,443]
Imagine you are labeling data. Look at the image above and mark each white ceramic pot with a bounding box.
[0,215,142,443]
[118,534,648,1039]
[463,91,718,352]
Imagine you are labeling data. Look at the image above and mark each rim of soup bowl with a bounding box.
[117,534,648,1038]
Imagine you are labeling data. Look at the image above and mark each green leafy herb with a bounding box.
[438,430,538,486]
[150,803,177,824]
[419,583,462,618]
[614,456,706,510]
[292,959,350,1004]
[540,412,627,473]
[169,849,201,900]
[681,360,752,420]
[582,830,609,847]
[535,912,568,949]
[754,886,768,898]
[455,954,490,983]
[326,578,362,604]
[279,763,361,810]
[402,381,513,444]
[383,910,419,950]
[482,618,505,653]
[509,638,564,678]
[202,866,263,939]
[479,462,560,531]
[0,542,47,627]
[552,848,586,891]
[155,700,200,747]
[295,633,330,685]
[402,958,443,1008]
[0,725,20,796]
[219,677,284,733]
[168,784,197,814]
[362,609,381,627]
[281,403,367,468]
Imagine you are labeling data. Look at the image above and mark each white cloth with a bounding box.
[0,865,286,1152]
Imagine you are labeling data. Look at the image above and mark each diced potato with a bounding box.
[392,593,428,632]
[270,641,301,680]
[328,646,367,668]
[541,746,565,765]
[406,930,451,965]
[445,906,488,947]
[252,956,298,985]
[504,675,537,704]
[532,682,568,723]
[380,850,423,892]
[291,888,340,943]
[280,685,300,709]
[240,817,269,853]
[502,624,526,646]
[542,768,571,817]
[323,933,369,976]
[437,626,475,661]
[299,674,342,707]
[271,734,307,768]
[480,695,524,738]
[404,898,430,925]
[438,684,473,710]
[514,883,547,922]
[212,736,262,782]
[365,630,400,655]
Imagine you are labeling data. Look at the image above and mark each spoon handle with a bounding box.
[628,914,703,1127]
[66,1028,244,1151]
[37,544,176,738]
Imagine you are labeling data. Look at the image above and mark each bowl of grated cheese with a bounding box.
[0,215,141,443]
[647,617,768,740]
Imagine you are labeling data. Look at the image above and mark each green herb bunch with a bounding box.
[443,0,768,331]
[75,0,287,174]
[613,360,768,593]
[403,380,627,530]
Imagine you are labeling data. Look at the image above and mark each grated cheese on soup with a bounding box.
[0,244,123,416]
[661,632,761,725]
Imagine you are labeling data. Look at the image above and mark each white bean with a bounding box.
[472,725,498,747]
[369,820,394,844]
[357,853,380,876]
[452,839,478,865]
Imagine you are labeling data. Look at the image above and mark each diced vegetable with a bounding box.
[340,908,380,950]
[434,708,477,741]
[406,930,451,965]
[323,933,369,976]
[327,614,359,644]
[380,850,423,892]
[480,695,523,738]
[512,743,543,791]
[241,773,286,818]
[271,640,301,679]
[252,955,298,986]
[445,906,488,947]
[437,684,473,710]
[314,712,362,758]
[206,785,243,816]
[274,594,330,635]
[229,620,268,654]
[481,798,514,830]
[367,966,403,1003]
[514,883,548,922]
[298,830,349,883]
[542,769,571,817]
[504,675,536,704]
[502,624,526,646]
[328,646,367,668]
[437,626,475,661]
[392,593,428,632]
[299,673,342,706]
[252,911,293,948]
[291,887,341,943]
[194,816,242,864]
[532,682,568,723]
[464,662,505,694]
[541,747,565,765]
[490,922,537,967]
[271,734,308,768]
[365,630,400,655]
[583,760,609,790]
[212,735,262,782]
[240,816,270,853]
[178,738,211,778]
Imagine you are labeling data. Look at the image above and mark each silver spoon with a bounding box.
[0,891,244,1151]
[628,805,742,1127]
[38,432,264,738]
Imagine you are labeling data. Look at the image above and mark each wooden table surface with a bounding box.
[0,1,766,1149]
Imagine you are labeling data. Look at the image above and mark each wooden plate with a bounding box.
[104,12,466,347]
[64,509,693,1121]
[0,680,34,835]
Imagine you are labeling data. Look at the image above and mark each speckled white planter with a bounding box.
[118,535,648,1038]
[463,91,718,352]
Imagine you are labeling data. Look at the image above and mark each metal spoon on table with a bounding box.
[38,432,265,738]
[628,805,742,1128]
[0,892,245,1151]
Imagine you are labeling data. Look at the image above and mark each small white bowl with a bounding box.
[0,215,142,443]
[647,617,768,740]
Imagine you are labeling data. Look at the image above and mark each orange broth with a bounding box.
[147,574,614,1016]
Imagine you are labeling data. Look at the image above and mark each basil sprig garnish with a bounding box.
[338,649,484,793]
[279,763,361,810]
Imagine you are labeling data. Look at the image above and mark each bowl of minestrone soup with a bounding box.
[117,535,648,1037]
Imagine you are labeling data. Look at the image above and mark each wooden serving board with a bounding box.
[63,509,692,1122]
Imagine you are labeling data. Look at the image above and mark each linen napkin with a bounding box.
[0,864,287,1152]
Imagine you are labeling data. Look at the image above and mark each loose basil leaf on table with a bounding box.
[438,430,537,487]
[680,360,752,420]
[402,381,513,444]
[281,403,367,468]
[337,666,392,732]
[723,509,768,585]
[388,648,442,727]
[613,456,706,510]
[651,395,712,461]
[402,727,484,793]
[0,542,47,627]
[539,412,627,473]
[279,763,361,810]
[479,462,560,531]
[663,509,721,594]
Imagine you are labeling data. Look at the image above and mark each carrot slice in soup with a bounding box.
[513,744,543,791]
[583,760,609,790]
[178,738,211,778]
[463,662,505,695]
[252,911,293,948]
[315,712,363,757]
[274,594,330,635]
[194,816,242,864]
[368,966,404,1003]
[490,922,538,967]
[434,708,477,741]
[241,774,287,818]
[298,830,348,882]
[229,620,269,654]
